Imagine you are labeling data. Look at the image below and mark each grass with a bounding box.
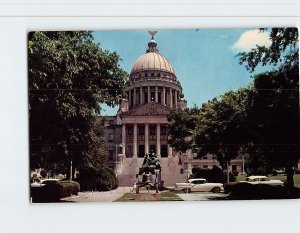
[114,191,183,202]
[235,173,300,188]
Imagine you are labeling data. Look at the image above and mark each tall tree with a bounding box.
[237,28,299,189]
[238,28,298,72]
[28,31,128,177]
[194,89,251,182]
[167,107,200,153]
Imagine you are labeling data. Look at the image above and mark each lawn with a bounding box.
[235,173,300,188]
[114,191,183,202]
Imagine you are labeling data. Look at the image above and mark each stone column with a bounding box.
[133,124,137,157]
[133,88,136,106]
[140,86,143,105]
[169,88,173,107]
[148,86,151,102]
[168,144,173,158]
[174,90,178,108]
[155,86,158,102]
[156,124,161,158]
[162,87,166,105]
[128,89,132,107]
[122,124,126,155]
[145,124,149,154]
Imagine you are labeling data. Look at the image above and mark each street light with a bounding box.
[115,143,124,175]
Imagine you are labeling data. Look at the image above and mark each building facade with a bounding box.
[102,34,243,186]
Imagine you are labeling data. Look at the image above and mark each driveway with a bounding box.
[61,186,132,202]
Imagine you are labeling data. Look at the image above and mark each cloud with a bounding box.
[232,29,271,52]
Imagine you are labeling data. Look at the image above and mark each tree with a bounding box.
[29,31,128,179]
[167,89,251,182]
[237,28,299,190]
[194,89,251,182]
[167,107,200,153]
[237,28,298,72]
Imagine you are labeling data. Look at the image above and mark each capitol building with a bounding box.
[102,33,243,186]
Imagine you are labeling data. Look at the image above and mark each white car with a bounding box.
[175,178,224,193]
[244,176,284,186]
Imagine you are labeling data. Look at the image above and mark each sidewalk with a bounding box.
[61,186,132,202]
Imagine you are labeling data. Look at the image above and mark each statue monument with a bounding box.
[134,151,162,200]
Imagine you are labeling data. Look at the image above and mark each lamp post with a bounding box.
[242,155,245,175]
[115,143,124,175]
[70,159,72,181]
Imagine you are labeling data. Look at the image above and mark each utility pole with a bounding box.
[70,159,73,181]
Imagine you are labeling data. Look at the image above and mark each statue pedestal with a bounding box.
[134,193,161,201]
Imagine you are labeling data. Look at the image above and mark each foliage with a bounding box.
[225,183,287,200]
[190,166,228,183]
[76,167,118,191]
[31,181,80,203]
[167,107,200,152]
[237,28,298,72]
[237,28,299,189]
[189,166,234,183]
[194,88,251,168]
[28,31,128,177]
[59,180,80,196]
[40,169,47,178]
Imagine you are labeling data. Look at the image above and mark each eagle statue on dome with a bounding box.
[148,31,157,39]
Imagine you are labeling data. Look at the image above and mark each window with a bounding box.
[161,145,168,157]
[138,145,145,158]
[151,92,155,101]
[127,126,133,136]
[158,92,161,103]
[108,150,114,160]
[161,126,167,135]
[109,120,114,126]
[144,92,148,103]
[203,165,208,169]
[150,145,156,154]
[150,126,156,135]
[151,73,154,77]
[108,133,114,142]
[138,126,144,135]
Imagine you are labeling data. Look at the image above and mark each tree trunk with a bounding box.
[285,164,294,192]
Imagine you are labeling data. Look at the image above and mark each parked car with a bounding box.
[41,179,61,185]
[30,178,45,188]
[243,176,284,186]
[175,178,224,193]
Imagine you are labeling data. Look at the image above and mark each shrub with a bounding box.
[31,181,80,203]
[40,169,47,178]
[225,182,287,200]
[31,183,62,202]
[76,167,118,191]
[59,181,80,197]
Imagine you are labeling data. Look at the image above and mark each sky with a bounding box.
[92,29,271,116]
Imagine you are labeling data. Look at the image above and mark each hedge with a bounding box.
[31,181,80,203]
[225,182,287,200]
[76,167,118,191]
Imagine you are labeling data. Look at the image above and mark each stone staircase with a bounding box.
[117,156,187,187]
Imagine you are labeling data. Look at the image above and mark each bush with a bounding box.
[76,167,118,191]
[225,182,287,200]
[40,169,47,178]
[31,181,80,203]
[59,181,80,197]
